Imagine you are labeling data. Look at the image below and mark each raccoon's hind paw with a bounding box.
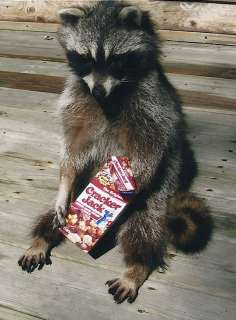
[18,247,52,273]
[106,277,138,304]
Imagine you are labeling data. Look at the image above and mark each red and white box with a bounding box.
[59,156,136,254]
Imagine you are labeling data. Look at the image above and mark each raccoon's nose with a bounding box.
[92,84,106,101]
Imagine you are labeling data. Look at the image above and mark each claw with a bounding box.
[127,290,138,303]
[45,254,52,265]
[37,252,45,270]
[105,278,118,287]
[29,261,38,273]
[18,255,24,266]
[18,247,49,273]
[106,277,138,304]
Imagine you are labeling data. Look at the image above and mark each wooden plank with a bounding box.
[0,1,236,35]
[0,21,58,33]
[1,241,235,320]
[0,70,64,93]
[1,169,236,253]
[0,21,236,46]
[169,74,236,109]
[0,202,236,315]
[0,88,235,206]
[0,35,235,110]
[1,87,236,154]
[0,0,84,23]
[1,245,231,319]
[0,194,235,276]
[0,29,64,62]
[160,30,236,46]
[162,41,236,70]
[0,248,159,320]
[0,90,236,229]
[164,63,236,80]
[182,91,236,110]
[0,87,233,116]
[1,67,235,109]
[1,148,235,220]
[148,1,236,35]
[0,304,47,320]
[0,29,235,80]
[0,91,236,215]
[0,91,236,319]
[0,55,236,84]
[1,102,235,180]
[0,87,57,111]
[1,147,235,223]
[0,57,68,76]
[0,91,235,197]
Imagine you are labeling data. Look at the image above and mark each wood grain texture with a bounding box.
[0,29,235,80]
[1,21,236,46]
[0,1,235,35]
[0,88,236,218]
[0,55,235,82]
[1,68,236,109]
[149,1,236,35]
[0,70,64,93]
[0,20,236,319]
[0,304,48,320]
[0,87,235,320]
[1,241,235,320]
[0,0,83,23]
[160,30,236,46]
[0,28,235,111]
[0,21,58,32]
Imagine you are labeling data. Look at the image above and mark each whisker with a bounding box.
[120,79,137,83]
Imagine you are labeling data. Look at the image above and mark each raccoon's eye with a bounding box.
[108,52,142,79]
[108,60,125,79]
[79,54,91,64]
[66,50,93,76]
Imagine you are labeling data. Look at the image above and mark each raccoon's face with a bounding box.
[58,2,158,105]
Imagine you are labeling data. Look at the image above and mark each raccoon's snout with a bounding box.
[92,84,106,102]
[83,73,120,99]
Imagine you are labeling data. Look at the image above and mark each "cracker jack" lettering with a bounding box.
[81,186,122,213]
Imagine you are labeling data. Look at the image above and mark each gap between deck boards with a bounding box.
[0,303,48,320]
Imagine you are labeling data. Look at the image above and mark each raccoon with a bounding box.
[18,1,213,303]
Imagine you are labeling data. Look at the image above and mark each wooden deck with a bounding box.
[0,21,236,320]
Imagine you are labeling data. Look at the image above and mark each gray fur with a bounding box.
[19,1,211,304]
[56,1,184,251]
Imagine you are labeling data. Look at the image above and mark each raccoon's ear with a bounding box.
[58,7,86,25]
[119,6,143,27]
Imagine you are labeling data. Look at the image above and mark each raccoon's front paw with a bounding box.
[106,277,138,304]
[18,247,52,273]
[53,202,67,228]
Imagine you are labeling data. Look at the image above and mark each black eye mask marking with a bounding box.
[107,51,151,80]
[66,48,155,81]
[66,50,93,77]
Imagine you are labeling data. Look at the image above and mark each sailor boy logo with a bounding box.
[96,209,113,228]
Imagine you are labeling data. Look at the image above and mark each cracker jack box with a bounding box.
[59,156,137,257]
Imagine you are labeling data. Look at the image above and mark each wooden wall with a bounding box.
[0,1,236,35]
[0,1,235,111]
